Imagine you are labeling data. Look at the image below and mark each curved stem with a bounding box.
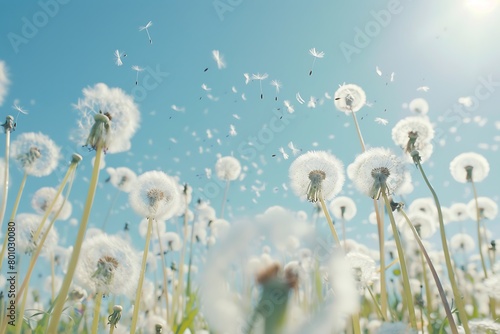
[130,217,154,334]
[399,208,458,334]
[47,146,103,333]
[382,191,417,328]
[416,160,470,333]
[318,196,340,246]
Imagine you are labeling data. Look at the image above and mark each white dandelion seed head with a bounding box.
[334,83,367,114]
[449,202,469,222]
[289,151,345,202]
[210,218,230,239]
[129,170,181,220]
[346,252,377,294]
[329,196,357,221]
[398,211,436,240]
[10,132,61,177]
[466,196,498,220]
[0,60,10,107]
[391,116,435,152]
[309,48,325,58]
[408,98,429,115]
[450,233,475,253]
[31,187,72,220]
[71,83,140,154]
[450,152,490,183]
[469,319,500,333]
[408,197,437,218]
[75,234,140,297]
[347,147,407,199]
[17,213,58,255]
[106,166,137,193]
[215,156,241,181]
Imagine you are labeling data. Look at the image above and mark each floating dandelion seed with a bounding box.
[390,72,395,82]
[201,83,211,91]
[243,73,251,85]
[308,48,325,76]
[13,103,28,115]
[114,50,126,66]
[279,147,289,160]
[375,66,382,76]
[307,96,317,108]
[417,86,430,92]
[139,21,153,44]
[212,50,226,69]
[374,117,388,125]
[251,73,268,99]
[270,79,282,101]
[131,65,144,85]
[296,92,305,104]
[283,100,294,113]
[288,141,301,156]
[229,124,237,136]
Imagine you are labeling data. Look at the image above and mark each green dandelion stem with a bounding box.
[155,220,171,324]
[130,216,154,334]
[0,128,11,232]
[319,195,340,246]
[351,110,366,152]
[91,292,104,334]
[47,144,103,334]
[382,190,417,329]
[415,159,470,333]
[374,198,389,320]
[470,179,488,278]
[398,208,458,334]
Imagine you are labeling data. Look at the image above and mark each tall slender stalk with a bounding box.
[91,292,104,334]
[220,180,230,219]
[0,116,14,232]
[130,216,154,334]
[351,111,366,152]
[319,196,340,246]
[414,155,470,333]
[381,191,417,328]
[47,146,103,333]
[470,179,487,279]
[398,207,458,334]
[155,221,170,325]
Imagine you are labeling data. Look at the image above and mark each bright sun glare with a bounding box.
[464,0,498,13]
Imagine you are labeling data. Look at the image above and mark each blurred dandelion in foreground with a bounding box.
[251,73,268,99]
[139,20,153,44]
[215,156,242,218]
[308,48,325,76]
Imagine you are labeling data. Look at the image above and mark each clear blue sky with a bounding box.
[1,0,500,267]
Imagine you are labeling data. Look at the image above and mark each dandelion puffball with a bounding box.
[334,84,366,113]
[289,151,345,202]
[215,156,241,181]
[450,152,490,183]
